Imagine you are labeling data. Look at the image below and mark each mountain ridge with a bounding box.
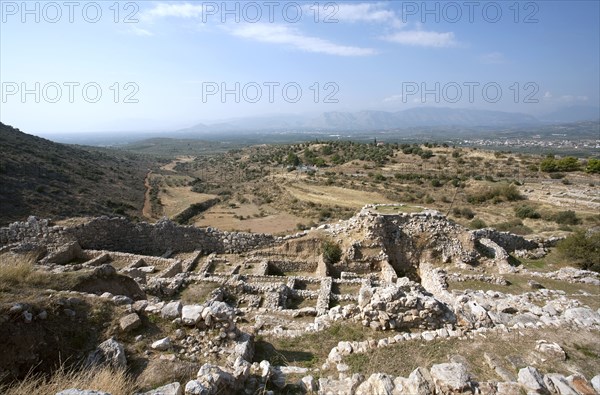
[179,107,545,134]
[0,122,150,225]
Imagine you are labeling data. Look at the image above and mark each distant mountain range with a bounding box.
[539,105,600,123]
[179,106,599,134]
[35,105,599,146]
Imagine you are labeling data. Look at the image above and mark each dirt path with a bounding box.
[160,156,195,172]
[142,171,153,220]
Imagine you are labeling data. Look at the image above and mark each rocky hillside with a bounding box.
[0,123,151,225]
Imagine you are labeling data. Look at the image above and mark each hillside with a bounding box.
[0,123,150,225]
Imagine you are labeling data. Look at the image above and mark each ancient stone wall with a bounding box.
[266,260,317,275]
[471,228,539,252]
[0,217,277,255]
[0,217,65,245]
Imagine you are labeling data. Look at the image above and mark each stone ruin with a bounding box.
[0,204,599,394]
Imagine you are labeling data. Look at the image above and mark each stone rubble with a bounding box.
[1,207,598,395]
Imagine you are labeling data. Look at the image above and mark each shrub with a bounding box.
[556,230,600,272]
[586,158,600,174]
[494,219,533,235]
[461,207,475,219]
[552,210,580,225]
[322,240,342,264]
[452,207,475,219]
[540,157,558,172]
[430,179,442,187]
[372,173,386,182]
[469,218,487,229]
[467,183,523,204]
[541,156,581,172]
[514,205,541,219]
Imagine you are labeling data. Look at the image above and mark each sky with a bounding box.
[0,0,599,133]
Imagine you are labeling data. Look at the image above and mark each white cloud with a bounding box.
[543,92,589,103]
[479,52,506,64]
[228,23,376,56]
[559,95,589,102]
[129,26,154,37]
[334,2,403,27]
[381,30,457,48]
[141,3,207,21]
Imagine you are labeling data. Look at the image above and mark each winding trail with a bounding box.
[142,171,153,220]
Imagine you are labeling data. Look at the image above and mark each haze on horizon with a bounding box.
[1,0,599,134]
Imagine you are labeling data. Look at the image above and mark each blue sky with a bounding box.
[1,0,599,133]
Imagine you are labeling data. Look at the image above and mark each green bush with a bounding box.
[322,240,342,264]
[552,210,580,225]
[586,158,600,174]
[467,183,523,204]
[540,156,581,172]
[494,219,533,235]
[556,230,600,272]
[514,205,541,219]
[469,218,487,229]
[452,207,475,219]
[540,157,557,172]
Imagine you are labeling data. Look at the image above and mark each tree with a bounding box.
[557,230,600,272]
[556,157,580,171]
[322,240,342,264]
[540,157,558,172]
[586,158,600,174]
[286,152,300,166]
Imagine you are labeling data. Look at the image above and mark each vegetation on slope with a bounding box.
[0,123,151,225]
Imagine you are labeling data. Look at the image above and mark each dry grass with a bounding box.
[179,282,220,304]
[0,253,49,291]
[284,183,392,208]
[343,327,600,381]
[0,365,135,395]
[372,205,424,214]
[254,322,394,369]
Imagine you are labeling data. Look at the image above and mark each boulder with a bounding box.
[535,340,566,360]
[495,382,522,395]
[393,367,435,395]
[543,374,578,395]
[358,286,373,307]
[162,301,183,320]
[355,373,395,395]
[591,375,600,394]
[182,305,203,326]
[195,364,236,393]
[318,374,364,395]
[136,382,182,395]
[518,366,549,394]
[430,363,472,394]
[300,375,317,392]
[120,313,141,332]
[112,295,133,305]
[566,374,596,395]
[86,338,127,369]
[563,308,600,326]
[151,337,172,351]
[184,380,208,395]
